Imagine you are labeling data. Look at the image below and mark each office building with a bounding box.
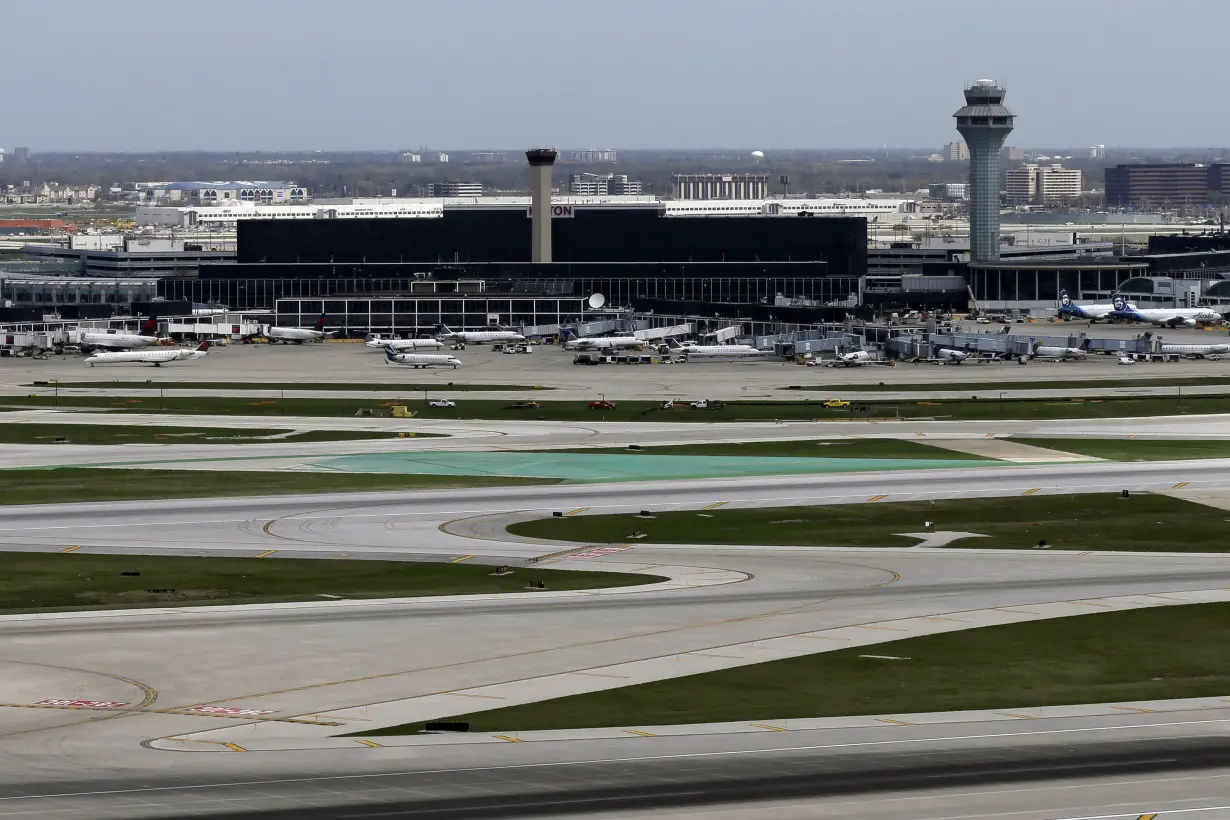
[943,141,969,161]
[1005,164,1083,205]
[928,183,968,201]
[954,79,1016,262]
[400,153,422,163]
[466,152,509,164]
[425,181,484,197]
[1208,164,1230,196]
[1104,164,1208,207]
[1090,144,1107,160]
[567,173,643,196]
[11,146,30,164]
[568,149,618,163]
[671,173,768,200]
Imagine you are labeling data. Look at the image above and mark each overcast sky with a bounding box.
[4,0,1225,152]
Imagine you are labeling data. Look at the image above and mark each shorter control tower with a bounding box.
[954,79,1015,262]
[526,148,558,263]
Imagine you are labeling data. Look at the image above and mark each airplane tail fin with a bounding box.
[1082,338,1093,352]
[140,315,158,336]
[665,337,682,350]
[314,314,326,332]
[196,341,210,352]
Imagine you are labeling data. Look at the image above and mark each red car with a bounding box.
[587,400,617,410]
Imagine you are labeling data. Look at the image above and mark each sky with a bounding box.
[4,0,1227,152]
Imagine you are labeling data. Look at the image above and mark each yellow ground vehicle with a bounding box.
[821,398,851,409]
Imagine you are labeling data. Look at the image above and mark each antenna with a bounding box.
[587,293,607,310]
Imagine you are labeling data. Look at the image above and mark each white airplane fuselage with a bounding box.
[385,351,462,368]
[85,344,209,367]
[267,327,325,343]
[564,337,642,351]
[1161,343,1230,358]
[78,331,158,350]
[441,331,525,344]
[366,337,445,351]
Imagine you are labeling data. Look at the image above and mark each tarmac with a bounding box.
[1,338,1230,818]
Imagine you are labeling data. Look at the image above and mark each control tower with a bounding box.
[526,148,558,263]
[954,79,1015,262]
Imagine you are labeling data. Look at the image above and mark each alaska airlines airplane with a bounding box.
[435,324,526,344]
[265,314,331,343]
[365,334,445,352]
[665,338,767,358]
[1110,294,1223,328]
[384,347,462,369]
[77,316,160,351]
[1058,289,1118,322]
[85,341,210,367]
[561,329,642,351]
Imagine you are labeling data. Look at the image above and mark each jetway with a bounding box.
[167,314,264,340]
[887,329,1158,359]
[633,323,694,342]
[705,325,742,343]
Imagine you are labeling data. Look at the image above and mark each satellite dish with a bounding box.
[587,293,607,310]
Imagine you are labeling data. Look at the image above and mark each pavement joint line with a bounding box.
[449,555,475,563]
[797,634,852,640]
[1068,600,1114,607]
[1110,705,1157,713]
[255,550,276,558]
[624,729,654,737]
[875,718,914,725]
[446,692,505,700]
[859,625,910,631]
[996,712,1038,719]
[685,652,744,660]
[991,607,1041,615]
[60,545,81,553]
[751,723,788,732]
[355,739,382,748]
[568,671,630,679]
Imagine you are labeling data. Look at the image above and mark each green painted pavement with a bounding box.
[308,452,1004,482]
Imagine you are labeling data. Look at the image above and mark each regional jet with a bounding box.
[932,348,969,364]
[665,338,768,358]
[365,334,445,352]
[384,347,462,369]
[561,330,642,351]
[1110,294,1223,328]
[85,341,210,367]
[265,314,332,343]
[76,316,160,351]
[1028,339,1091,361]
[435,324,526,344]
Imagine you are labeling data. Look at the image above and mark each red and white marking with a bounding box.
[184,706,276,717]
[38,699,128,709]
[568,546,630,560]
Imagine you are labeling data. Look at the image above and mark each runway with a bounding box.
[0,457,1229,818]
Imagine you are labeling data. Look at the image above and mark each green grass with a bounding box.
[355,603,1230,734]
[0,468,557,506]
[0,552,656,614]
[0,423,431,445]
[783,376,1230,392]
[1011,438,1230,462]
[3,394,1228,421]
[508,492,1226,552]
[34,381,550,392]
[541,439,992,460]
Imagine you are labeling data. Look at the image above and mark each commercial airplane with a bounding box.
[665,338,768,358]
[1110,294,1223,328]
[364,334,445,352]
[384,347,461,369]
[933,347,969,364]
[435,324,526,345]
[1028,339,1091,360]
[1057,289,1118,322]
[85,341,210,367]
[77,316,160,351]
[561,330,642,351]
[833,350,887,366]
[265,314,331,343]
[1160,342,1230,358]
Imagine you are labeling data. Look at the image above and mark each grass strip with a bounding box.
[354,603,1230,733]
[508,492,1225,552]
[0,552,655,614]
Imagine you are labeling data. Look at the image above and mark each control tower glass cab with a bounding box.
[954,79,1015,262]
